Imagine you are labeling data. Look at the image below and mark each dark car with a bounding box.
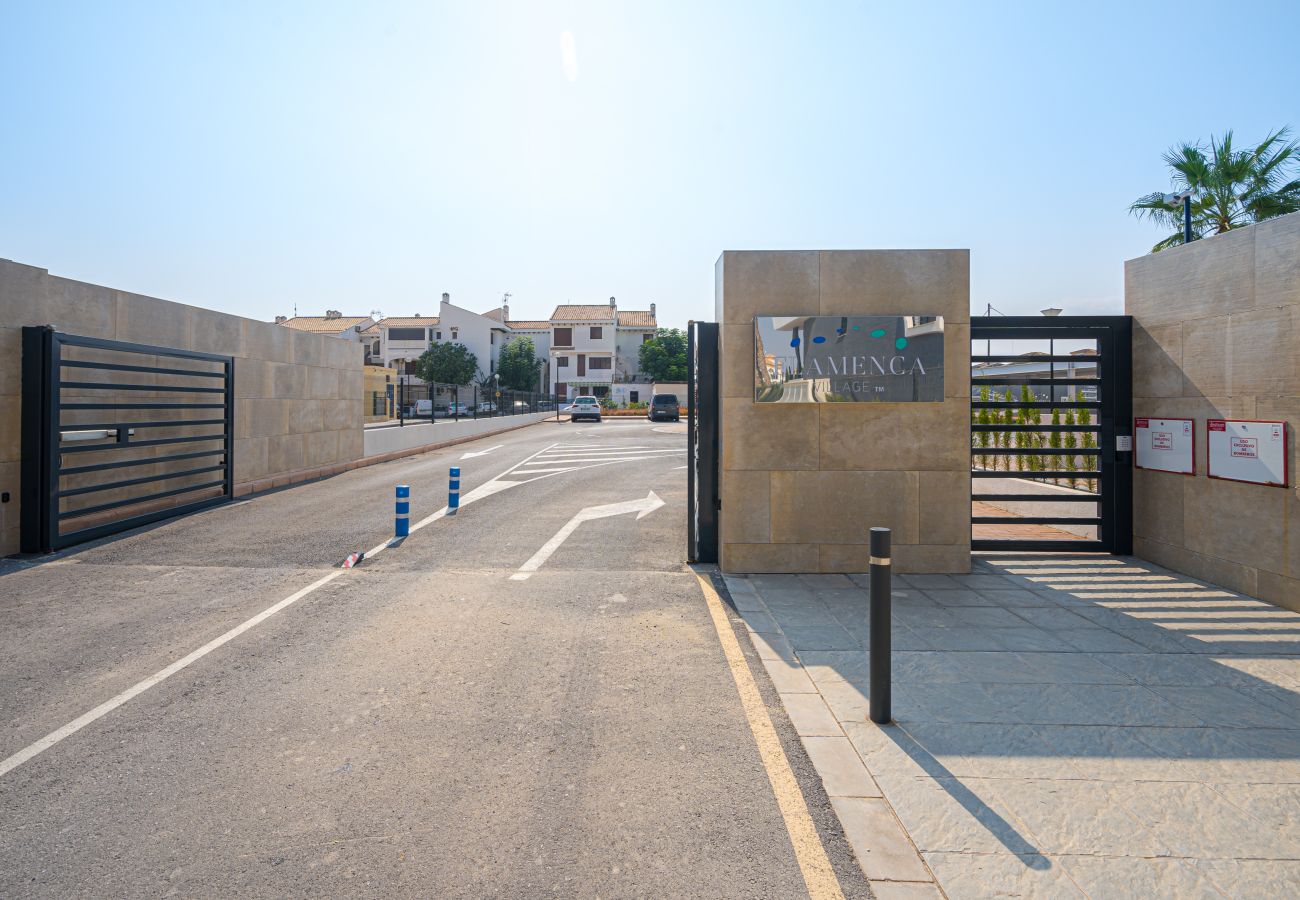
[647,393,680,422]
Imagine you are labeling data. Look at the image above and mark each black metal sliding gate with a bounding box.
[687,321,719,563]
[970,316,1132,554]
[21,326,234,552]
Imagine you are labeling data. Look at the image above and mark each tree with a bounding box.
[497,336,541,391]
[1049,408,1062,486]
[1080,412,1098,492]
[975,386,992,470]
[1001,390,1015,470]
[1063,408,1078,489]
[1130,128,1300,252]
[638,328,688,382]
[414,342,479,386]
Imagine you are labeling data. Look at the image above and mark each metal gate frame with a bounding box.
[970,316,1132,554]
[21,326,234,553]
[687,321,719,563]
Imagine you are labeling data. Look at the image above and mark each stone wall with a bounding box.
[0,260,364,556]
[1126,212,1300,611]
[715,250,971,573]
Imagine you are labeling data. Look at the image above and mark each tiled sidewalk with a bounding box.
[723,555,1300,899]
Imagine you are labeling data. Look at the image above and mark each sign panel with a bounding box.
[1208,419,1288,487]
[754,315,945,403]
[1134,417,1194,475]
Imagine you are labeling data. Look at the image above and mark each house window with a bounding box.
[451,327,458,340]
[388,327,426,341]
[556,356,569,367]
[590,326,603,340]
[589,357,612,370]
[554,327,573,347]
[435,331,442,339]
[643,333,654,342]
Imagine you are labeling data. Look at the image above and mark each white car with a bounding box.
[566,395,602,422]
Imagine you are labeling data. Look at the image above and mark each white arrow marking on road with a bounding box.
[509,491,665,581]
[460,444,503,459]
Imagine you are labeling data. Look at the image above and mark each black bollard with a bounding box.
[869,526,892,724]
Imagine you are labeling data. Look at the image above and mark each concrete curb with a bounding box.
[233,417,552,498]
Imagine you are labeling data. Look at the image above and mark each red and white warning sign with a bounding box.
[1134,417,1194,475]
[1208,419,1288,486]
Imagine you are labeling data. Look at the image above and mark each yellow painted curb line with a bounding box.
[695,572,845,900]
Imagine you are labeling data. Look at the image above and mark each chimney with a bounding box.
[442,292,450,304]
[609,296,616,309]
[503,302,509,319]
[325,309,341,319]
[650,302,656,318]
[414,313,421,318]
[274,315,287,325]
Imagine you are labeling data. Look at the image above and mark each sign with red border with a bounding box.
[1207,419,1288,487]
[1133,417,1194,475]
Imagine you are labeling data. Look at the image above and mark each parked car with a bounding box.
[567,395,602,422]
[404,398,434,418]
[477,401,498,414]
[438,402,470,418]
[647,393,680,422]
[538,399,555,410]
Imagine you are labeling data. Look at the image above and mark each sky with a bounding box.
[2,0,1298,329]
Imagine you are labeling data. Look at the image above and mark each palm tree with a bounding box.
[1130,128,1300,252]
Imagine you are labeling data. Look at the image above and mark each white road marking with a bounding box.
[0,570,346,780]
[509,491,665,580]
[460,444,503,459]
[0,430,684,779]
[672,465,688,469]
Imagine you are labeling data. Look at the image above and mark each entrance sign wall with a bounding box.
[754,315,945,402]
[1135,417,1195,475]
[1208,419,1288,487]
[715,249,970,574]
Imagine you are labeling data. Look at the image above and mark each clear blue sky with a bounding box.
[3,1,1297,328]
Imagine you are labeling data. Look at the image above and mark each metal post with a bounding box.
[1183,195,1193,244]
[453,386,460,422]
[869,526,892,724]
[448,467,460,515]
[395,485,410,538]
[399,376,405,427]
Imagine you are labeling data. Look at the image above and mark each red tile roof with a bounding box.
[278,316,372,334]
[617,310,656,328]
[550,304,616,322]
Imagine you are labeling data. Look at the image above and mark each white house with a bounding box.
[547,298,657,400]
[371,294,510,383]
[485,300,553,391]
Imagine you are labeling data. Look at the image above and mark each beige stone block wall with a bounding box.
[1126,211,1300,611]
[0,260,365,556]
[716,249,971,573]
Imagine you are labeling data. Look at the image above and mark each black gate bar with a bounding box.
[21,326,235,553]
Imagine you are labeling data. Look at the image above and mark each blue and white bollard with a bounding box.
[448,467,460,515]
[395,484,410,537]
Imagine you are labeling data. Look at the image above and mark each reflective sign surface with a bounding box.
[754,315,945,402]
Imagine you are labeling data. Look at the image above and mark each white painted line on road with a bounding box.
[0,570,347,781]
[510,491,664,580]
[673,465,688,469]
[460,444,503,459]
[694,573,844,900]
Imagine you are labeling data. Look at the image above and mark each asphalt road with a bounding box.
[0,419,869,898]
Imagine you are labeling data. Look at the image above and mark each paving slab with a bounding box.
[737,552,1300,896]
